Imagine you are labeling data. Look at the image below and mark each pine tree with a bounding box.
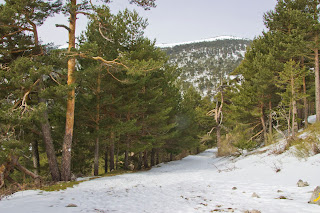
[232,34,281,145]
[0,0,62,182]
[264,0,318,123]
[56,0,157,181]
[276,59,305,137]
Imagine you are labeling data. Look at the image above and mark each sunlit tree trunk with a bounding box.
[61,0,77,181]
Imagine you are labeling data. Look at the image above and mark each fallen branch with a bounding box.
[212,163,222,173]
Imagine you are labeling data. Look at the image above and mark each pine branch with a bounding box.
[0,24,33,32]
[0,29,24,41]
[76,11,91,16]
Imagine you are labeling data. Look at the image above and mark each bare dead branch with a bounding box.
[49,73,61,85]
[248,129,264,142]
[107,68,127,83]
[91,56,129,69]
[98,22,113,42]
[207,126,216,136]
[55,24,71,32]
[14,79,40,114]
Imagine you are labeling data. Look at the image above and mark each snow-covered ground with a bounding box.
[0,146,319,213]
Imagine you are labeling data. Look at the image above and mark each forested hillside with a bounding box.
[161,36,251,96]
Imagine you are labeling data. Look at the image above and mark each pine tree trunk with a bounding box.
[143,150,149,169]
[104,146,108,173]
[301,57,309,128]
[109,132,115,171]
[11,156,41,186]
[288,103,292,137]
[124,140,129,170]
[31,140,40,175]
[216,125,222,156]
[94,73,101,176]
[303,75,308,128]
[297,104,303,129]
[291,75,298,137]
[314,44,320,122]
[116,143,119,170]
[94,137,99,176]
[266,101,272,149]
[156,150,160,165]
[39,98,61,181]
[137,152,143,170]
[170,153,173,161]
[151,148,156,167]
[260,103,267,143]
[268,101,272,136]
[124,150,129,170]
[61,0,77,181]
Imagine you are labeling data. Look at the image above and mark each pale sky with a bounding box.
[3,0,278,46]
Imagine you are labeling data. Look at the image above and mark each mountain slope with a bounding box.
[160,36,251,96]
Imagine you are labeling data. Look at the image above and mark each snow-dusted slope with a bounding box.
[0,145,319,213]
[156,35,249,48]
[160,36,251,97]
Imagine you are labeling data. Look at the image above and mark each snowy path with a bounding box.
[0,148,320,213]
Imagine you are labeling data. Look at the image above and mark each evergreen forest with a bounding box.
[0,0,216,192]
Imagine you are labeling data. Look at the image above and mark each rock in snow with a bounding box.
[309,186,320,205]
[244,210,261,213]
[65,203,77,207]
[297,179,310,187]
[251,192,260,198]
